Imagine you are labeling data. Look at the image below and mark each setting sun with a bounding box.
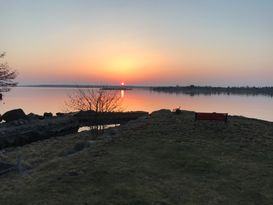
[121,82,125,86]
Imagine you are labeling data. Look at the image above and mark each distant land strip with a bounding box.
[18,84,273,96]
[18,84,148,89]
[151,85,273,97]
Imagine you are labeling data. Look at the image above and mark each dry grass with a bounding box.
[0,110,273,204]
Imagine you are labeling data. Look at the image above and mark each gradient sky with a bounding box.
[1,0,273,86]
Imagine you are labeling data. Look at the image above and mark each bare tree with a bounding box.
[0,52,17,97]
[66,89,123,112]
[65,88,123,132]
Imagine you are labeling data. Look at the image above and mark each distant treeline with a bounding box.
[151,86,273,97]
[19,84,147,89]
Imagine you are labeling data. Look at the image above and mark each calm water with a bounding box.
[1,87,273,122]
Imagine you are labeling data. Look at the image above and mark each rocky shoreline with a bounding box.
[0,109,148,149]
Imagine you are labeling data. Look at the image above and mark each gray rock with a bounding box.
[174,108,182,114]
[2,109,27,123]
[10,119,29,126]
[151,109,172,116]
[87,140,96,146]
[0,117,79,149]
[43,112,53,118]
[73,110,149,125]
[27,113,43,120]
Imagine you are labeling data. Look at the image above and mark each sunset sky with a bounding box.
[1,0,273,86]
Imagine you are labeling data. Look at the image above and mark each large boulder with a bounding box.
[0,116,80,149]
[74,110,149,125]
[43,112,53,118]
[150,109,172,117]
[1,109,27,123]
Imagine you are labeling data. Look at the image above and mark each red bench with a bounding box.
[195,112,228,122]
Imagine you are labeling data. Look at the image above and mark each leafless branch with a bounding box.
[0,53,17,96]
[65,88,123,113]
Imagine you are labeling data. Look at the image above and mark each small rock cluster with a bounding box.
[0,108,66,123]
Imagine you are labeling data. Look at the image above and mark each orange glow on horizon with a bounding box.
[75,41,177,84]
[18,40,192,84]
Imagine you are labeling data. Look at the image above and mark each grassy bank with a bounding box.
[0,110,273,204]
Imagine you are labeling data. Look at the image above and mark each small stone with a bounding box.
[56,112,65,117]
[43,112,53,118]
[88,140,96,146]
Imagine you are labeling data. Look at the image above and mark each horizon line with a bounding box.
[17,84,273,88]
